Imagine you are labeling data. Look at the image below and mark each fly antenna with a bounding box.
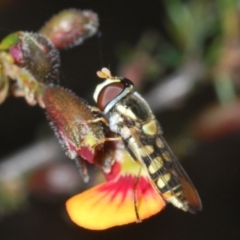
[96,67,113,79]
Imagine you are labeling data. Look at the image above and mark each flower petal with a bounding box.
[66,173,165,230]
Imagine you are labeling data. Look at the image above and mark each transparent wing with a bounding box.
[128,129,202,213]
[159,136,202,212]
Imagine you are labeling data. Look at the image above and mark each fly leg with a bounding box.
[133,167,142,223]
[92,136,122,149]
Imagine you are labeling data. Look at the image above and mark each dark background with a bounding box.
[0,0,239,239]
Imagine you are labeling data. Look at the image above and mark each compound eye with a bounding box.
[97,82,125,111]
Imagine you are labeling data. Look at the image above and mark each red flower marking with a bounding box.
[66,148,166,230]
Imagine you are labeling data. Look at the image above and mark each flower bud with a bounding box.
[39,9,99,49]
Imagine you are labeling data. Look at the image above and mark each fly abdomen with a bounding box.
[153,173,188,210]
[152,173,180,193]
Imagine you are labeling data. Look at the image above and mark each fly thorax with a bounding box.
[109,111,132,139]
[108,111,121,133]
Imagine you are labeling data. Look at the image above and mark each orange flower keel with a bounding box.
[66,175,165,230]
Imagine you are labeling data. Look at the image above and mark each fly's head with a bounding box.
[93,68,157,135]
[93,68,134,114]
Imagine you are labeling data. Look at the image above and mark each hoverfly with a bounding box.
[93,68,202,213]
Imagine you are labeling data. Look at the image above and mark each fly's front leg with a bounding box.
[77,106,109,126]
[89,106,102,114]
[84,117,109,125]
[89,106,109,126]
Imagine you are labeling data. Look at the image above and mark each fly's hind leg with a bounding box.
[133,167,142,223]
